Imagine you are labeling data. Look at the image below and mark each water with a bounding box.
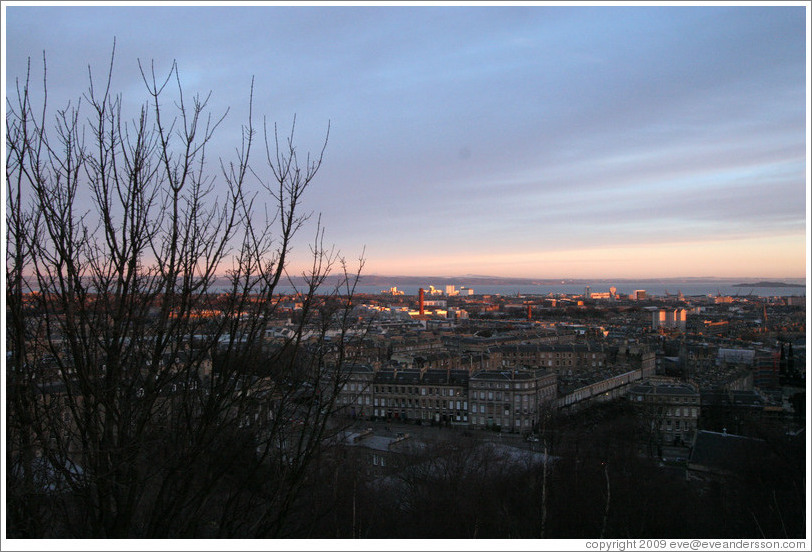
[276,280,807,298]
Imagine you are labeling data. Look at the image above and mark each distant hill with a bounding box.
[238,273,805,289]
[732,281,805,288]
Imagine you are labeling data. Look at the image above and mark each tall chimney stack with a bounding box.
[419,288,425,316]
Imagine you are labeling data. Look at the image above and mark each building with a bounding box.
[468,368,557,433]
[753,350,780,389]
[372,369,469,425]
[381,286,405,296]
[628,380,700,447]
[492,343,610,375]
[651,308,687,331]
[447,307,469,320]
[390,350,501,374]
[334,364,375,419]
[687,430,772,481]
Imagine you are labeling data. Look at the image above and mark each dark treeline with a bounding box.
[9,399,804,539]
[297,402,805,539]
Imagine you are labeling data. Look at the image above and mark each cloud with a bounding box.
[5,4,807,279]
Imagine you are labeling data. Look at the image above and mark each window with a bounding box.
[472,404,478,414]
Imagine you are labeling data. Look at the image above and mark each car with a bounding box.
[526,434,540,443]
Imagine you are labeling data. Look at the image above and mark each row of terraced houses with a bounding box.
[333,342,656,432]
[336,365,557,431]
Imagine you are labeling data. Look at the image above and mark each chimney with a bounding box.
[527,303,532,321]
[419,288,425,316]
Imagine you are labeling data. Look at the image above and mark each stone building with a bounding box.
[372,369,470,425]
[628,380,700,447]
[491,343,610,375]
[468,368,557,432]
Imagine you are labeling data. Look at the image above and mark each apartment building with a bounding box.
[372,369,470,425]
[628,380,700,447]
[391,350,502,374]
[468,369,557,432]
[651,308,688,331]
[334,364,375,419]
[492,343,609,375]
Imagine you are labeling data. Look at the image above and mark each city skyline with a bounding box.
[4,2,809,280]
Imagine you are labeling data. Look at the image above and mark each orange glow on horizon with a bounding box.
[356,234,807,280]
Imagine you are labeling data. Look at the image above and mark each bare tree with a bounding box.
[5,48,362,538]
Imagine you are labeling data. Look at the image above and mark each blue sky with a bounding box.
[4,2,809,279]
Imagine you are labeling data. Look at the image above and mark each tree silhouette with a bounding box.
[6,47,363,538]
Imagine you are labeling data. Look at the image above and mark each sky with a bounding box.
[3,2,810,280]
